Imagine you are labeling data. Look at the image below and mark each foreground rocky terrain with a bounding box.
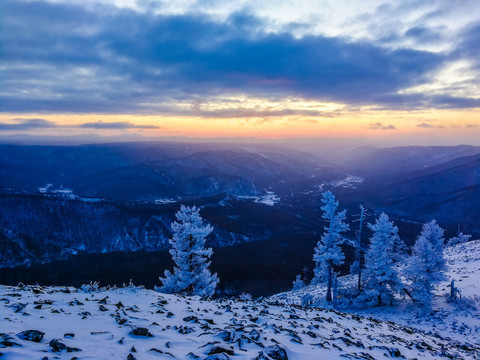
[271,240,480,347]
[1,282,479,359]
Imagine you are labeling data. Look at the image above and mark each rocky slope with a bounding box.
[270,240,480,346]
[1,283,479,359]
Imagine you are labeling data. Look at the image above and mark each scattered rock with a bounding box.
[148,348,175,357]
[17,330,45,343]
[205,354,230,360]
[129,327,153,337]
[183,315,199,323]
[207,345,234,356]
[256,345,288,360]
[0,333,22,348]
[116,318,128,325]
[64,333,75,338]
[68,299,84,306]
[49,339,81,353]
[10,303,27,313]
[127,354,136,360]
[178,325,195,334]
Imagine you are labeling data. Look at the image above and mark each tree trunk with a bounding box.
[326,265,332,302]
[358,266,362,291]
[402,288,416,302]
[357,205,365,291]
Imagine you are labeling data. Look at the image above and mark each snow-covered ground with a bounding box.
[1,241,479,359]
[270,239,480,347]
[1,284,479,359]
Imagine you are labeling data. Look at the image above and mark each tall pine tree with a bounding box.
[158,205,218,296]
[312,191,349,303]
[405,220,446,305]
[363,213,405,306]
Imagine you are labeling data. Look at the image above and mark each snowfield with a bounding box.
[1,284,479,359]
[1,240,480,359]
[271,239,480,347]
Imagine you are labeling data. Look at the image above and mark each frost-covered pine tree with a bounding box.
[447,232,471,247]
[312,191,349,303]
[158,205,218,296]
[363,213,406,306]
[405,220,446,305]
[292,274,306,291]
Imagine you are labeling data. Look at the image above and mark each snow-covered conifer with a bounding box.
[158,205,218,296]
[312,191,349,302]
[292,274,306,291]
[405,220,446,305]
[447,232,471,247]
[363,213,405,306]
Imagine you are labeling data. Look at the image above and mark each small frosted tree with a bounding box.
[447,232,471,247]
[312,191,349,303]
[405,220,446,305]
[292,274,306,291]
[158,205,218,296]
[363,213,406,306]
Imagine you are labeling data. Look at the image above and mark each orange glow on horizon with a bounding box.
[1,105,479,143]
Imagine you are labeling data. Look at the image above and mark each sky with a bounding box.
[1,0,479,144]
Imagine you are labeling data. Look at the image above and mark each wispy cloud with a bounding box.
[80,121,160,129]
[416,122,446,129]
[367,122,396,130]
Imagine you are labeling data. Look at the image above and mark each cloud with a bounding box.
[191,108,341,119]
[466,123,478,128]
[416,122,445,129]
[0,0,475,116]
[454,21,480,69]
[367,122,395,130]
[405,26,443,43]
[80,121,160,129]
[0,118,58,131]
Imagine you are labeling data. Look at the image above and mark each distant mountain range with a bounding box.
[1,141,479,269]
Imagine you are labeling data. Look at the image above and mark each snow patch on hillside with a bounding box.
[331,175,364,188]
[236,191,280,206]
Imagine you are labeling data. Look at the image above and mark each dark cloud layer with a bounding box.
[0,118,58,130]
[0,0,477,114]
